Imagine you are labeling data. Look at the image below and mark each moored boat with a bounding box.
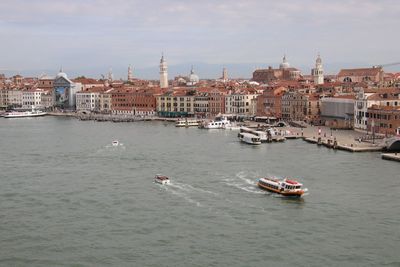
[202,116,232,129]
[154,174,170,185]
[238,132,261,145]
[3,107,47,118]
[175,119,200,127]
[257,177,307,197]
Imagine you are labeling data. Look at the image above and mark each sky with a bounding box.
[0,0,399,79]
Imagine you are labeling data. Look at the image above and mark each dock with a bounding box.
[381,153,400,162]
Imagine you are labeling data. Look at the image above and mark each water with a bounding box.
[0,117,399,267]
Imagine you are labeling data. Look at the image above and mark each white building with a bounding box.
[22,89,46,109]
[354,89,400,130]
[311,54,324,85]
[53,69,81,109]
[160,54,168,88]
[225,91,258,116]
[76,91,101,112]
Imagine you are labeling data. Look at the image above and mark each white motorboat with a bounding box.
[112,140,119,146]
[238,132,261,145]
[240,127,268,142]
[203,116,232,129]
[154,174,170,185]
[3,107,47,118]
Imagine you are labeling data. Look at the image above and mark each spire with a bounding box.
[160,52,165,63]
[190,65,194,74]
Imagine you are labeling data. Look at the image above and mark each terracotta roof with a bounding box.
[332,94,356,100]
[369,105,400,111]
[338,68,381,77]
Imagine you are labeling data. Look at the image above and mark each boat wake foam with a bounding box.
[221,171,268,195]
[169,182,219,196]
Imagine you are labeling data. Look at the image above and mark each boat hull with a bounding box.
[3,112,47,118]
[155,179,170,185]
[257,181,304,197]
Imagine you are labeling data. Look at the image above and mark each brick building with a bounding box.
[367,105,400,135]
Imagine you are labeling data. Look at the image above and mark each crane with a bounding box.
[372,62,400,68]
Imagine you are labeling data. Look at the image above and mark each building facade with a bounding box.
[156,92,195,117]
[367,105,400,135]
[53,70,81,109]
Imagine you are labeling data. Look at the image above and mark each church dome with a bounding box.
[56,68,68,79]
[279,55,290,69]
[188,66,199,84]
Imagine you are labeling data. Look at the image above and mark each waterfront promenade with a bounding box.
[282,125,386,152]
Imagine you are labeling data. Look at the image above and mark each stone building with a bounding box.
[281,91,320,123]
[156,91,195,117]
[252,56,302,83]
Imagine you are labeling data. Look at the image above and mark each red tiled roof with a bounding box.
[338,68,381,77]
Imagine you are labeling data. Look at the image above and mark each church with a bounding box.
[252,55,302,83]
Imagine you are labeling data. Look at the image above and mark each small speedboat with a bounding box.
[112,140,119,146]
[257,177,307,197]
[154,174,170,185]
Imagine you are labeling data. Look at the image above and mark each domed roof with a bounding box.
[188,66,199,83]
[279,55,290,69]
[56,67,68,79]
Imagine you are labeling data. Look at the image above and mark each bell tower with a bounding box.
[312,54,324,85]
[159,53,168,88]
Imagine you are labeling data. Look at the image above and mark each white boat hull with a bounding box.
[3,112,47,118]
[155,179,170,185]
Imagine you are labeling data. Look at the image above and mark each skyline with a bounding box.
[1,0,399,79]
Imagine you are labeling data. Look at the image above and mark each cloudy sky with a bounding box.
[0,0,399,79]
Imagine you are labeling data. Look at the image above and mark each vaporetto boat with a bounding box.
[257,177,307,197]
[175,119,200,127]
[238,132,261,145]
